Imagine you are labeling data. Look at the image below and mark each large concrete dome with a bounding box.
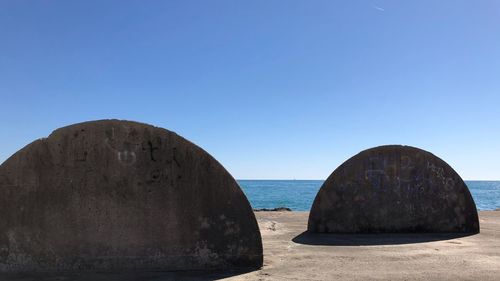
[0,120,262,272]
[308,145,479,234]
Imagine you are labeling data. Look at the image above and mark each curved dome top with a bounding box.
[0,120,262,272]
[308,145,479,233]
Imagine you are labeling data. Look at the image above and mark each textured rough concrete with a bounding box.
[1,211,499,280]
[0,120,262,272]
[309,145,479,233]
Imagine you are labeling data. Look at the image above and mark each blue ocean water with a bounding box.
[238,180,500,211]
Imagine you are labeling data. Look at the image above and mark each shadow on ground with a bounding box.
[292,231,476,246]
[0,268,257,281]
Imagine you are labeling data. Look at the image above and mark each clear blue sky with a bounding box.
[1,1,499,180]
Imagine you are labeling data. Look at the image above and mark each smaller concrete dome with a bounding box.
[308,145,479,233]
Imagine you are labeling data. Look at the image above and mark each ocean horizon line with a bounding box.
[236,179,500,181]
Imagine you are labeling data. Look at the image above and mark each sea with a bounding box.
[238,180,500,211]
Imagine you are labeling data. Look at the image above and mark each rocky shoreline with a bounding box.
[253,207,292,212]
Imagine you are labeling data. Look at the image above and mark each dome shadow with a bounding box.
[292,230,476,246]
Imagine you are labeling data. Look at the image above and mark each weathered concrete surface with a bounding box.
[0,120,262,272]
[1,211,499,280]
[309,145,479,233]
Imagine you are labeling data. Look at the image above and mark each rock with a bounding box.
[308,145,479,234]
[254,207,292,212]
[0,120,263,272]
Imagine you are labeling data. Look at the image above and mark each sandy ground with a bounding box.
[242,211,500,281]
[2,211,499,281]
